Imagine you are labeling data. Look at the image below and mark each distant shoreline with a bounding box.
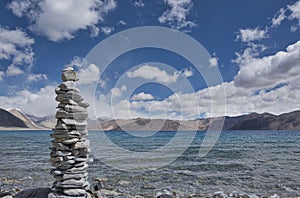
[0,127,50,131]
[0,128,299,131]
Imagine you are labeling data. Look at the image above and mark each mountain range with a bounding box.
[0,108,299,131]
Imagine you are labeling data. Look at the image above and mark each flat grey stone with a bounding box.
[61,119,87,126]
[60,99,78,105]
[58,81,76,90]
[75,157,88,162]
[51,133,78,139]
[72,140,89,149]
[50,157,63,163]
[63,156,75,160]
[63,189,86,196]
[55,109,88,120]
[48,192,85,198]
[55,122,71,130]
[66,163,88,172]
[56,93,83,103]
[73,161,87,168]
[69,131,82,137]
[63,104,87,113]
[50,150,72,158]
[51,142,71,151]
[62,68,79,82]
[72,148,89,157]
[63,172,88,180]
[62,138,79,145]
[78,101,89,108]
[61,178,85,186]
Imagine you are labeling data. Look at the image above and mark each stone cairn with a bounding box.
[49,67,90,198]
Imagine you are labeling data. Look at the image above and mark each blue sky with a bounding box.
[0,0,299,119]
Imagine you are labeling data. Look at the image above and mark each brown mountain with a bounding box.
[1,108,300,131]
[92,110,300,131]
[0,108,28,128]
[229,111,300,130]
[8,109,41,129]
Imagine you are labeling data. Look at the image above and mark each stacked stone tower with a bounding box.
[49,67,90,198]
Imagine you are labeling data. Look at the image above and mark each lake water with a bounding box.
[0,130,299,197]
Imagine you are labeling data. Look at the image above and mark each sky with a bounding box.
[0,0,299,120]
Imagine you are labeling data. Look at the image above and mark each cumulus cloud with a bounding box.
[131,92,154,101]
[6,0,37,18]
[8,0,117,42]
[127,64,180,84]
[236,27,268,43]
[159,0,196,31]
[233,43,267,66]
[271,8,286,27]
[90,25,100,37]
[270,1,300,31]
[0,85,57,117]
[111,85,127,97]
[6,65,24,76]
[65,56,84,68]
[209,57,219,67]
[234,40,300,89]
[0,27,35,76]
[78,64,100,85]
[132,0,145,8]
[182,67,193,77]
[27,73,47,82]
[107,39,300,119]
[288,0,300,31]
[100,26,115,35]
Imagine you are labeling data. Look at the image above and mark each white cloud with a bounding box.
[78,63,100,85]
[90,25,100,37]
[133,0,145,8]
[0,85,57,117]
[6,0,35,18]
[27,73,48,82]
[119,20,126,26]
[209,57,219,67]
[6,65,24,76]
[127,64,180,84]
[0,71,4,81]
[158,0,196,31]
[233,43,267,66]
[111,85,127,97]
[271,8,286,27]
[288,0,300,31]
[107,40,300,119]
[131,92,154,101]
[270,1,300,31]
[100,26,115,35]
[234,40,300,89]
[65,56,84,68]
[236,27,268,42]
[182,68,193,77]
[8,0,117,42]
[0,27,34,75]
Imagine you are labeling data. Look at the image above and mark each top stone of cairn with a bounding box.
[62,67,79,82]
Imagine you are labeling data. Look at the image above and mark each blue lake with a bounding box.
[0,130,299,197]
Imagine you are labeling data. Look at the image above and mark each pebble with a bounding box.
[212,191,228,198]
[62,67,79,82]
[118,180,131,186]
[63,189,86,196]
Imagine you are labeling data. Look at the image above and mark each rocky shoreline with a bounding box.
[0,176,283,198]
